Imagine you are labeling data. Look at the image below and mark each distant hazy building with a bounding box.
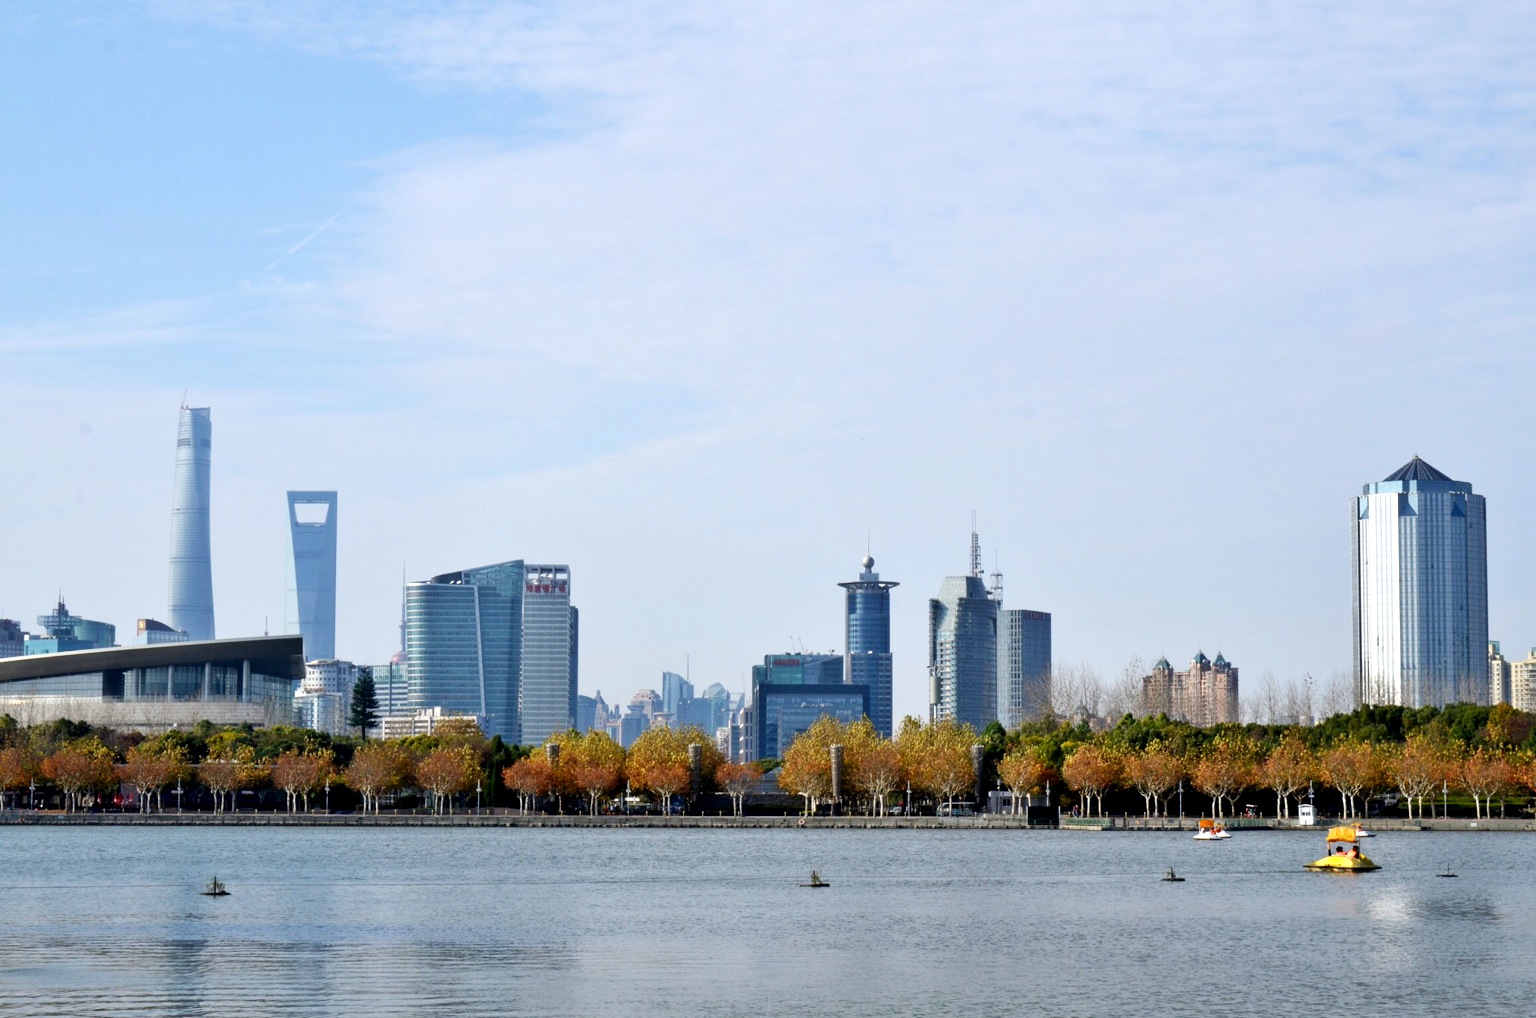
[1143,652,1239,726]
[380,705,485,740]
[295,658,357,735]
[168,405,215,641]
[1489,641,1512,707]
[998,608,1052,727]
[366,655,410,719]
[134,619,188,646]
[0,635,302,732]
[1352,457,1488,707]
[840,554,898,738]
[661,671,692,716]
[928,536,999,729]
[405,560,577,743]
[25,599,116,655]
[284,491,338,661]
[1510,649,1536,713]
[0,620,25,659]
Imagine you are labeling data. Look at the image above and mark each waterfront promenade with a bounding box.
[3,811,1533,830]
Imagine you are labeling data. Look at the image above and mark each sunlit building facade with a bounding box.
[928,574,998,729]
[998,608,1052,727]
[1352,457,1488,707]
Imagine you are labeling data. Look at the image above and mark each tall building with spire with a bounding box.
[1352,456,1488,707]
[284,491,338,661]
[928,529,999,729]
[839,554,897,738]
[168,405,215,640]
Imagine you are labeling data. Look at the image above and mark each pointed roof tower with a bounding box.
[1383,456,1452,483]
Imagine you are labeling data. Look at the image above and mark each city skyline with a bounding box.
[4,6,1536,727]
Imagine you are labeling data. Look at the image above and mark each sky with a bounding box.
[2,2,1535,723]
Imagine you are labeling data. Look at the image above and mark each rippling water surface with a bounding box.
[1,826,1533,1016]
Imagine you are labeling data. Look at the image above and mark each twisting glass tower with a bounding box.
[168,405,215,640]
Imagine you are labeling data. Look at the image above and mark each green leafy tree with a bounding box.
[347,668,381,739]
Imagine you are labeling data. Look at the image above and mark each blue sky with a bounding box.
[3,2,1535,721]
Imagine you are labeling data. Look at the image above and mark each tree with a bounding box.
[1191,738,1256,819]
[1123,745,1183,817]
[198,744,265,815]
[416,744,481,814]
[1386,735,1441,820]
[1323,742,1378,820]
[1258,734,1315,819]
[0,746,40,809]
[778,716,841,814]
[628,724,720,815]
[344,741,413,814]
[563,731,625,816]
[503,755,554,813]
[347,668,381,739]
[1457,747,1514,820]
[997,745,1053,815]
[1062,745,1119,817]
[841,719,902,816]
[41,738,117,812]
[716,762,758,817]
[271,751,334,813]
[118,742,186,813]
[892,717,976,813]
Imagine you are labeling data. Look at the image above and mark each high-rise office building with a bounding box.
[1352,457,1489,707]
[404,560,576,744]
[0,619,25,659]
[284,491,338,661]
[929,531,999,729]
[998,608,1052,727]
[661,671,692,716]
[839,554,897,738]
[168,405,215,641]
[25,598,116,655]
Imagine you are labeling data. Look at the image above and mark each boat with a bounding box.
[1353,827,1375,838]
[1304,827,1380,872]
[799,869,830,888]
[1161,868,1185,882]
[1192,819,1231,841]
[201,877,230,897]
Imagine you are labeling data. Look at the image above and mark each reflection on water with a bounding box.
[1,828,1534,1016]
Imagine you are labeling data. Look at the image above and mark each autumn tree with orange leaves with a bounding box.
[1062,745,1119,817]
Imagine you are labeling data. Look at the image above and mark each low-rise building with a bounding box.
[0,635,302,732]
[380,705,485,740]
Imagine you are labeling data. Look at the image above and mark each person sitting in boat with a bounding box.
[1349,845,1361,858]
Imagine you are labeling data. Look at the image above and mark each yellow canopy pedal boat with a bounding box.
[1304,826,1380,872]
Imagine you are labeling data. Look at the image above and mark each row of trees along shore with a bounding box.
[5,702,1536,819]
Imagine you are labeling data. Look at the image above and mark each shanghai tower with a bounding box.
[168,405,215,640]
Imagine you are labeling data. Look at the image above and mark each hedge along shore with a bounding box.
[2,812,1533,830]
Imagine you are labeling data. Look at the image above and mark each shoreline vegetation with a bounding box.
[3,701,1536,822]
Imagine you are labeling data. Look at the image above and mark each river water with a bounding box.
[0,826,1531,1016]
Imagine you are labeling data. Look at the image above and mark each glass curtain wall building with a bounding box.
[284,491,338,661]
[839,555,897,738]
[929,575,999,729]
[998,608,1051,727]
[405,560,576,743]
[168,406,215,640]
[1352,457,1489,707]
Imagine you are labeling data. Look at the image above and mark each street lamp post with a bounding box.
[1177,779,1184,821]
[476,780,483,814]
[1442,780,1448,820]
[174,780,183,814]
[325,779,331,814]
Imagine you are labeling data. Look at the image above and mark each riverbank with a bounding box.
[3,811,1534,830]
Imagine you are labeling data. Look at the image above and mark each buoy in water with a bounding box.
[201,876,230,896]
[800,869,830,888]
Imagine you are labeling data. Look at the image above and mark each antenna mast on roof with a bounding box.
[970,512,982,578]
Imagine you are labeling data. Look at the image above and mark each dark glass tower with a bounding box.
[839,555,897,738]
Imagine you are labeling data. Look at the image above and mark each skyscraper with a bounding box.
[284,491,338,661]
[405,559,577,743]
[839,554,897,738]
[168,405,215,640]
[1352,457,1489,707]
[998,608,1051,727]
[928,531,999,728]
